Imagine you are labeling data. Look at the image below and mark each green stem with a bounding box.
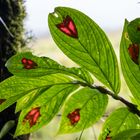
[74,81,140,117]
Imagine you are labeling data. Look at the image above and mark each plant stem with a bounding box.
[75,81,140,117]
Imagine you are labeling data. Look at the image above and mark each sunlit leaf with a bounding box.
[15,87,50,113]
[0,74,73,111]
[6,52,93,84]
[58,87,108,134]
[0,74,71,98]
[15,84,78,136]
[120,19,140,106]
[0,94,25,112]
[112,129,140,140]
[99,107,140,140]
[48,7,120,93]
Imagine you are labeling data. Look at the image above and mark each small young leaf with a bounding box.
[112,129,140,140]
[120,19,140,105]
[58,87,108,134]
[6,52,93,84]
[99,107,140,140]
[14,84,78,136]
[48,7,120,93]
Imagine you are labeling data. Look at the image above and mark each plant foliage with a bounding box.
[0,6,140,139]
[48,7,120,94]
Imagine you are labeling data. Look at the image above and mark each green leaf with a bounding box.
[131,132,140,140]
[99,107,140,140]
[120,19,140,105]
[0,94,26,112]
[0,74,74,111]
[48,7,120,93]
[6,52,93,84]
[127,18,140,44]
[58,87,108,134]
[0,74,71,98]
[15,84,78,136]
[15,87,51,113]
[112,129,140,140]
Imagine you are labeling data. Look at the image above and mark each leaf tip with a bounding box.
[125,18,129,24]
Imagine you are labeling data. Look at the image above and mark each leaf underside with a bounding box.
[0,73,75,112]
[15,84,78,136]
[120,19,140,106]
[99,107,140,140]
[48,7,120,93]
[6,52,93,84]
[112,129,140,140]
[58,87,108,134]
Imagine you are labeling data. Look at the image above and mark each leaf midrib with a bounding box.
[50,17,115,92]
[69,9,116,92]
[111,110,130,135]
[78,40,114,91]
